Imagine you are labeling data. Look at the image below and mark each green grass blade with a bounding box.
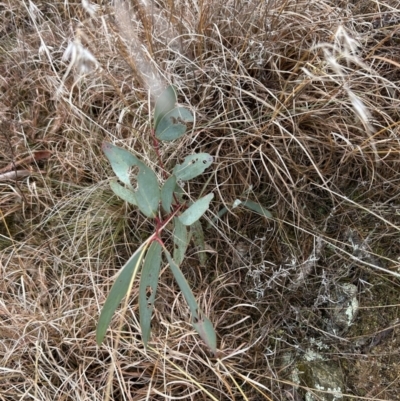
[178,193,214,226]
[139,241,162,349]
[96,246,146,345]
[172,153,213,181]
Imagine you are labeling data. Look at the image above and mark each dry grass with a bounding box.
[1,0,400,400]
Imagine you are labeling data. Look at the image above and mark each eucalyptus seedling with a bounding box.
[96,85,272,354]
[97,86,217,353]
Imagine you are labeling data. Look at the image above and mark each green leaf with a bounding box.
[173,153,213,181]
[161,175,177,213]
[173,217,188,266]
[110,180,137,206]
[139,242,162,349]
[164,250,198,316]
[165,250,217,354]
[135,163,160,218]
[178,193,214,226]
[154,85,177,129]
[96,246,146,345]
[155,107,194,141]
[240,199,273,219]
[207,206,229,229]
[102,142,142,189]
[193,315,217,355]
[174,183,185,199]
[102,142,161,218]
[190,220,207,267]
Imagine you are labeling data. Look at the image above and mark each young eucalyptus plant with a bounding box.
[96,85,273,354]
[96,86,217,353]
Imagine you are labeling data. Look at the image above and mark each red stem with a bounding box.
[151,204,184,244]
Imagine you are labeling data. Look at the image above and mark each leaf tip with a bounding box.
[193,316,218,354]
[95,329,105,346]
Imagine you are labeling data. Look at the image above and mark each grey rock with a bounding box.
[296,353,345,401]
[325,283,359,335]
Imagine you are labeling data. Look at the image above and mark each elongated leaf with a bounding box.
[165,250,217,354]
[110,180,137,206]
[193,315,217,355]
[135,164,160,218]
[173,217,188,266]
[215,206,229,217]
[190,220,207,267]
[207,206,229,229]
[139,242,162,349]
[173,153,213,181]
[179,193,214,226]
[154,85,176,129]
[155,107,194,141]
[102,142,143,189]
[240,199,273,219]
[161,175,177,213]
[164,250,198,316]
[232,199,242,209]
[96,246,146,345]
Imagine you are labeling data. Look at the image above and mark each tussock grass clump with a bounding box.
[1,0,400,400]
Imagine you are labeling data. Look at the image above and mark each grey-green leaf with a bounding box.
[135,164,160,218]
[102,142,143,189]
[155,107,194,141]
[154,85,177,129]
[110,180,137,206]
[178,193,214,226]
[173,217,188,266]
[207,206,229,229]
[241,199,273,219]
[102,143,161,217]
[139,242,162,349]
[174,183,184,201]
[193,315,217,355]
[165,250,217,354]
[96,246,146,345]
[164,250,198,317]
[172,153,213,181]
[190,220,207,267]
[161,175,177,213]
